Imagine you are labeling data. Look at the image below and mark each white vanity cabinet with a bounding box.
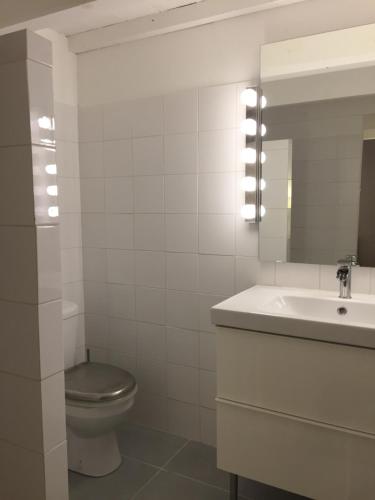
[216,326,375,500]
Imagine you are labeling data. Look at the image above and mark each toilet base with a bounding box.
[67,428,122,477]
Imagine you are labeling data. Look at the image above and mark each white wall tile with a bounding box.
[235,256,258,292]
[166,252,198,291]
[198,214,235,255]
[78,105,102,142]
[82,213,106,248]
[166,290,199,331]
[166,214,198,252]
[198,84,237,131]
[60,213,82,249]
[133,136,163,175]
[106,213,134,249]
[166,326,199,368]
[167,400,200,441]
[132,96,163,137]
[37,225,61,303]
[199,331,216,371]
[108,317,136,356]
[198,255,235,295]
[198,172,235,214]
[61,248,83,284]
[134,176,164,212]
[199,370,216,410]
[105,177,133,213]
[107,283,135,319]
[56,141,79,178]
[199,294,226,333]
[137,322,166,361]
[165,174,197,213]
[137,358,166,396]
[103,101,132,140]
[84,281,107,315]
[198,129,236,172]
[103,139,132,177]
[167,364,199,404]
[134,214,164,251]
[59,177,81,213]
[81,178,105,213]
[135,286,165,324]
[79,142,103,178]
[107,249,135,284]
[83,248,106,282]
[200,407,216,447]
[235,216,259,257]
[275,262,320,289]
[164,133,197,174]
[164,89,198,134]
[135,251,165,288]
[85,314,108,349]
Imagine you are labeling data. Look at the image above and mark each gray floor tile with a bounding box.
[239,478,310,500]
[165,441,229,490]
[117,423,187,467]
[134,470,228,500]
[69,456,157,500]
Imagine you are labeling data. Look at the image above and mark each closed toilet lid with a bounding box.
[65,362,137,402]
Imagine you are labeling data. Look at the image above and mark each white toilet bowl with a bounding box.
[65,362,137,477]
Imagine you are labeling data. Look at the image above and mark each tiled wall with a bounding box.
[265,95,371,264]
[0,30,68,499]
[79,82,261,445]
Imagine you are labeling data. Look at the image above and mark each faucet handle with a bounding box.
[346,254,359,266]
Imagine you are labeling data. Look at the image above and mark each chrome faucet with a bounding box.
[336,255,358,299]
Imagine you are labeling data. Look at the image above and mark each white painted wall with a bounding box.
[78,0,375,105]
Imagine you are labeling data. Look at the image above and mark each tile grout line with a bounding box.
[160,439,190,470]
[131,469,162,500]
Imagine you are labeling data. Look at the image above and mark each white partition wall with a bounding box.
[0,30,68,500]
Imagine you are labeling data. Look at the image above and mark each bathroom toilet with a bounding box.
[62,300,138,477]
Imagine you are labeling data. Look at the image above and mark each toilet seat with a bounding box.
[65,362,136,403]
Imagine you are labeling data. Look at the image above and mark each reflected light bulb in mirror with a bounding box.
[241,177,266,192]
[46,185,58,196]
[261,96,267,108]
[261,124,267,136]
[240,88,257,107]
[261,205,266,217]
[45,164,57,175]
[48,206,59,218]
[241,149,267,164]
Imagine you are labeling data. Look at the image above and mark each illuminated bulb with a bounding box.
[240,88,257,107]
[261,124,267,136]
[240,148,256,164]
[46,185,58,196]
[261,205,266,217]
[38,116,53,130]
[240,149,267,164]
[240,177,256,192]
[45,164,57,175]
[240,118,257,136]
[240,177,266,192]
[241,204,256,220]
[48,206,59,218]
[261,96,267,108]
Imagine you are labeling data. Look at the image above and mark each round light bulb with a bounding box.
[240,148,256,164]
[261,96,267,109]
[240,88,257,107]
[261,205,266,217]
[240,177,256,192]
[261,124,267,136]
[45,164,57,175]
[241,204,256,220]
[261,152,266,163]
[240,118,257,136]
[260,179,266,191]
[48,206,59,218]
[46,185,58,196]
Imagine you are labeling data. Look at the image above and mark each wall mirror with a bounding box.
[260,24,375,266]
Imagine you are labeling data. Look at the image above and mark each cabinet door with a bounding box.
[217,326,375,434]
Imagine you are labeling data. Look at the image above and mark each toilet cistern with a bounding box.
[336,255,358,299]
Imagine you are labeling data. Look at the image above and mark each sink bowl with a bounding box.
[212,285,375,348]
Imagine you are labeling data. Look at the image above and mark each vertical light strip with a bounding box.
[240,87,266,222]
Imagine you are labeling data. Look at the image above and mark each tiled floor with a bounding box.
[69,423,308,500]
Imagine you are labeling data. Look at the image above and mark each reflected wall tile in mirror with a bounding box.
[28,60,54,147]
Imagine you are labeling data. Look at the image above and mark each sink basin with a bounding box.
[212,285,375,348]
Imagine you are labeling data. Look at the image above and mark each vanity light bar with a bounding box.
[240,86,266,223]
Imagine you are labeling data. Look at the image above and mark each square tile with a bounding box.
[83,247,106,282]
[135,214,165,251]
[103,139,132,177]
[135,286,166,325]
[165,174,197,213]
[106,214,134,249]
[164,133,198,174]
[198,129,236,172]
[167,364,199,404]
[166,326,199,367]
[164,89,198,134]
[105,177,134,213]
[69,457,156,500]
[166,253,198,291]
[166,214,197,253]
[81,178,105,213]
[133,136,163,175]
[166,290,199,331]
[198,84,237,131]
[78,105,102,142]
[198,172,235,214]
[167,400,200,441]
[275,262,319,289]
[103,101,132,140]
[198,255,235,295]
[107,249,135,284]
[137,322,166,361]
[132,96,163,137]
[135,251,166,288]
[199,331,216,371]
[107,283,135,319]
[199,369,216,410]
[116,424,186,467]
[198,214,235,255]
[79,142,103,178]
[108,317,136,356]
[134,176,164,213]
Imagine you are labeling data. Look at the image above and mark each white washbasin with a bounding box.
[212,285,375,348]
